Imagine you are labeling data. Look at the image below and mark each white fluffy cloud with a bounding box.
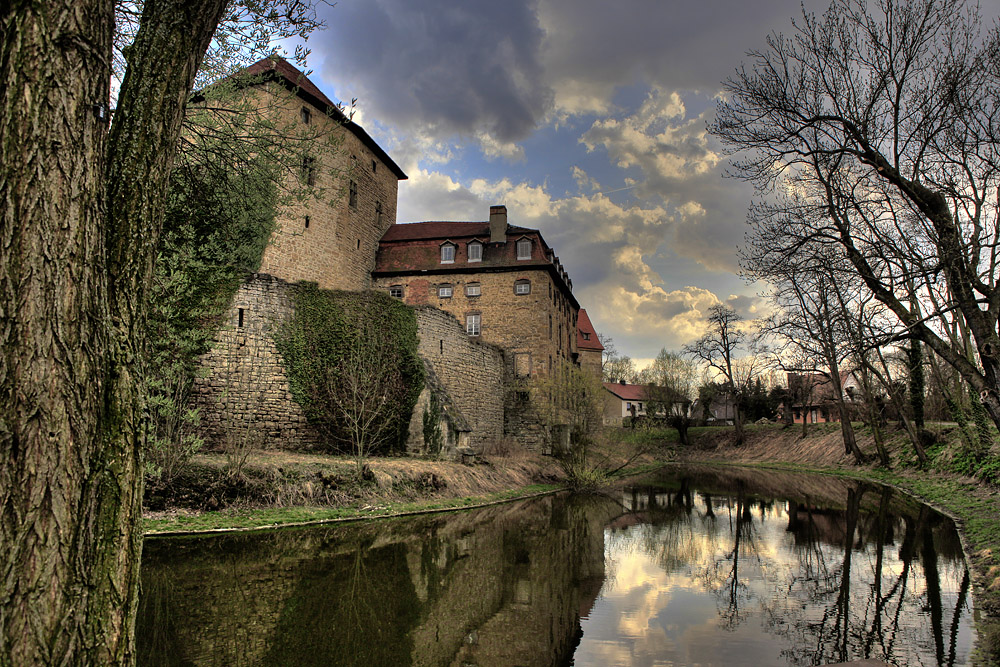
[397,168,765,356]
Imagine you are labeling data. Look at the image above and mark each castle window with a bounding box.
[514,279,531,295]
[300,107,311,124]
[516,238,531,260]
[375,201,383,226]
[514,352,531,378]
[466,283,481,297]
[467,241,482,262]
[237,308,245,328]
[372,159,377,173]
[389,285,403,299]
[438,284,453,298]
[301,156,315,186]
[304,215,310,229]
[349,180,357,208]
[440,243,456,264]
[466,313,481,336]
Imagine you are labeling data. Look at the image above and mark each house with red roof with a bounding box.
[372,205,603,383]
[603,381,650,425]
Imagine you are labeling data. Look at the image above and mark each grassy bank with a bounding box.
[143,436,667,535]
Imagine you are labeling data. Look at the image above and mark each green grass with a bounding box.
[144,483,562,535]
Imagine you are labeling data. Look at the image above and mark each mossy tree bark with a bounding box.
[0,0,227,663]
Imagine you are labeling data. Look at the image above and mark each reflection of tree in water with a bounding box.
[263,538,421,666]
[702,484,762,630]
[623,472,971,666]
[766,485,971,666]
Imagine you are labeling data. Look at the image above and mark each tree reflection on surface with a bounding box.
[138,466,975,666]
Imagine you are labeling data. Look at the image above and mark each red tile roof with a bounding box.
[603,382,648,401]
[233,56,407,180]
[576,309,604,351]
[243,55,339,115]
[381,221,533,242]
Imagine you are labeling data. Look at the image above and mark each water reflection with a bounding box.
[138,467,975,666]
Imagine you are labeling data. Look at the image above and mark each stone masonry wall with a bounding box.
[192,274,322,450]
[255,82,400,291]
[412,306,505,451]
[373,267,578,379]
[194,276,510,454]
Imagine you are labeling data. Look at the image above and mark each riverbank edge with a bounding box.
[142,461,668,537]
[677,456,1000,665]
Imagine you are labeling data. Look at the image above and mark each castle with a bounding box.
[194,57,603,457]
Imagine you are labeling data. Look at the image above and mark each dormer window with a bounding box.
[467,241,482,262]
[440,243,456,264]
[583,332,591,341]
[516,238,532,260]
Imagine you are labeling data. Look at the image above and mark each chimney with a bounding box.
[489,205,507,244]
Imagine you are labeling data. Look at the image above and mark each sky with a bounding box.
[288,0,995,368]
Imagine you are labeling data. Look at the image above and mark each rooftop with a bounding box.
[577,309,604,352]
[234,56,407,181]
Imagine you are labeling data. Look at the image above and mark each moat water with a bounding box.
[138,465,975,666]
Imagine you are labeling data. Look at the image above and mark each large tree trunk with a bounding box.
[1,0,226,663]
[1,2,114,662]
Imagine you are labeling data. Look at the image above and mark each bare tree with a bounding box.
[643,349,697,446]
[713,0,1000,436]
[325,321,413,475]
[684,305,766,445]
[747,245,867,463]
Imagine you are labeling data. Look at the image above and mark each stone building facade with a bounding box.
[196,60,605,455]
[243,57,407,291]
[371,205,584,381]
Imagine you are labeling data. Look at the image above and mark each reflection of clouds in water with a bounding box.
[575,488,974,667]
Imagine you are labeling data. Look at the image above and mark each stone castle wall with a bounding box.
[192,274,322,450]
[254,82,400,291]
[410,306,506,452]
[194,275,517,456]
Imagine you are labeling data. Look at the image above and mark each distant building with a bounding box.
[602,381,649,425]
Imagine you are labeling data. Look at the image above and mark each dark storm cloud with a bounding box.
[312,0,552,142]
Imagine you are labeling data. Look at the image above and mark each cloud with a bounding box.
[311,0,552,151]
[397,168,760,355]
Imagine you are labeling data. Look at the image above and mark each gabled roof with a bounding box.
[603,382,647,401]
[374,219,580,309]
[576,309,604,352]
[235,56,407,181]
[380,221,533,242]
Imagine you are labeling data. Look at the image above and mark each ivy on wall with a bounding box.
[275,286,424,457]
